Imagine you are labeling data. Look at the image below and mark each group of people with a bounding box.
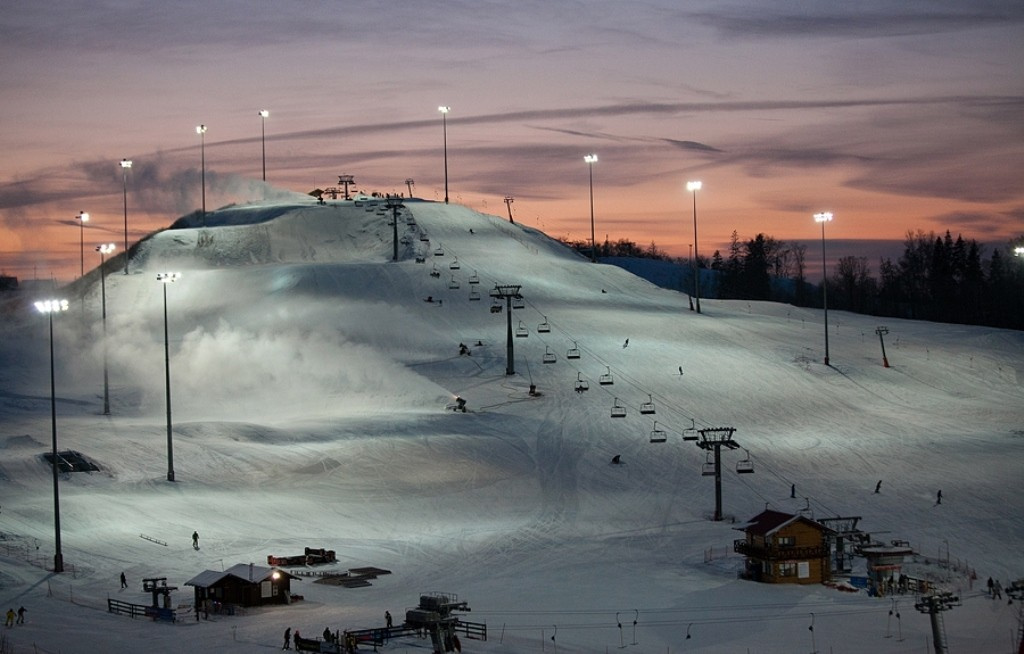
[4,607,25,627]
[283,611,395,651]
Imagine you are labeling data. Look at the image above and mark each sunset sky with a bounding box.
[2,0,1022,282]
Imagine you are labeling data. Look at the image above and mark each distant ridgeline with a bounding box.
[565,232,1024,331]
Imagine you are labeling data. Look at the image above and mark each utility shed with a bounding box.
[184,563,297,609]
[734,510,834,585]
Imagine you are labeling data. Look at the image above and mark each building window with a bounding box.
[779,562,797,577]
[777,536,795,547]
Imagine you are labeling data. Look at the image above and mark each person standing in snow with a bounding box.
[192,531,200,550]
[15,607,25,625]
[987,576,994,596]
[4,608,14,628]
[993,579,1003,599]
[874,480,882,493]
[936,490,942,505]
[120,572,127,589]
[282,626,291,649]
[385,610,392,629]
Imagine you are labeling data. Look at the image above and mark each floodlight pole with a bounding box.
[258,110,269,182]
[687,181,702,313]
[120,159,132,274]
[504,196,514,223]
[77,211,89,279]
[876,326,890,368]
[196,125,207,225]
[36,299,68,573]
[439,106,450,203]
[584,155,598,262]
[814,212,833,365]
[157,273,181,482]
[386,195,405,261]
[96,244,116,414]
[491,284,522,375]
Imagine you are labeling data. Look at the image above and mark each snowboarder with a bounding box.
[385,610,393,628]
[790,484,796,499]
[459,343,470,356]
[120,572,127,589]
[936,490,942,505]
[993,580,1003,599]
[611,454,622,465]
[623,338,629,348]
[987,576,994,596]
[15,607,24,625]
[4,608,13,628]
[282,626,292,649]
[192,531,200,550]
[678,366,683,375]
[874,480,882,494]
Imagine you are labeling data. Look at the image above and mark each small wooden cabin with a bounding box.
[734,510,833,584]
[185,563,297,609]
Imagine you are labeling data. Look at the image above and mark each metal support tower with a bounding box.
[696,427,740,521]
[504,195,514,223]
[490,284,522,376]
[337,174,355,200]
[914,592,960,654]
[385,195,405,262]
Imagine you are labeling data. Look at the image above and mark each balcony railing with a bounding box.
[734,539,826,560]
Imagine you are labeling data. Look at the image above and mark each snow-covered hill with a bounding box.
[1,196,1021,653]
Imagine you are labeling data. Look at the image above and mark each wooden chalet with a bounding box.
[184,563,297,609]
[734,510,833,585]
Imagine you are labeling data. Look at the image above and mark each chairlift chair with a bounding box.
[415,256,426,264]
[574,372,589,392]
[450,257,460,270]
[515,320,529,338]
[639,394,656,415]
[430,264,441,278]
[537,316,551,333]
[610,398,627,418]
[566,341,581,359]
[434,245,445,256]
[736,449,754,474]
[649,421,667,443]
[468,289,481,301]
[702,453,716,476]
[542,347,556,364]
[512,295,525,310]
[420,233,430,242]
[682,419,699,441]
[490,299,503,313]
[448,275,460,289]
[469,270,480,284]
[598,366,614,386]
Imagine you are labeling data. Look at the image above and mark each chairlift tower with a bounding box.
[385,195,405,261]
[406,178,415,197]
[914,591,960,654]
[337,174,355,200]
[696,427,740,521]
[1006,579,1024,654]
[490,284,522,375]
[504,195,514,223]
[817,516,862,573]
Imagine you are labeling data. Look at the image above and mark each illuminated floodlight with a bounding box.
[35,299,70,314]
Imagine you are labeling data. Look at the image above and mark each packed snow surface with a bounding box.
[1,196,1021,653]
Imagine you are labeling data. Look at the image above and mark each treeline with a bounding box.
[563,232,1024,330]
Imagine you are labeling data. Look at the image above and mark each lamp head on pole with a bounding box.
[156,272,182,284]
[78,211,89,223]
[814,211,833,224]
[35,299,69,314]
[686,180,702,192]
[438,106,450,114]
[584,154,598,164]
[120,159,132,169]
[96,243,116,255]
[258,109,269,118]
[196,124,207,135]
